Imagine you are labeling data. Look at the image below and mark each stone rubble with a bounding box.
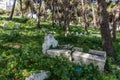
[42,34,106,71]
[26,71,49,80]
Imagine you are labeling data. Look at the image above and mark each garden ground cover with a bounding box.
[0,17,120,80]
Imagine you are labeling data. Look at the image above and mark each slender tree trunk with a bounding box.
[9,0,16,20]
[112,20,117,41]
[36,1,41,28]
[58,10,62,27]
[97,0,114,57]
[111,2,120,41]
[20,0,24,18]
[91,3,97,28]
[51,0,55,28]
[64,0,70,35]
[81,0,89,33]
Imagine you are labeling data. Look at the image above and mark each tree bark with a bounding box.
[91,3,97,28]
[20,0,24,18]
[111,2,120,41]
[36,1,42,28]
[81,0,89,34]
[9,0,16,20]
[97,0,114,57]
[112,20,117,41]
[51,0,55,28]
[64,0,70,35]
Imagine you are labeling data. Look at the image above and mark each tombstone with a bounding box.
[89,49,106,58]
[3,22,7,29]
[75,32,79,36]
[42,34,58,54]
[72,51,106,71]
[72,51,94,65]
[91,34,101,37]
[75,32,83,37]
[47,49,72,61]
[65,31,70,37]
[49,31,56,34]
[41,27,49,32]
[70,31,74,35]
[26,71,49,80]
[15,23,19,29]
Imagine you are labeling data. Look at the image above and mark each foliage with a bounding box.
[0,17,120,80]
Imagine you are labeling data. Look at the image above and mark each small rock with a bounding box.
[47,49,72,61]
[26,71,49,80]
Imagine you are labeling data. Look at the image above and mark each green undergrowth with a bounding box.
[0,17,120,80]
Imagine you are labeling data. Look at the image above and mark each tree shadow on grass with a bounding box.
[0,16,29,23]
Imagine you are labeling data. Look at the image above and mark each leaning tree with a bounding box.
[97,0,114,57]
[9,0,17,20]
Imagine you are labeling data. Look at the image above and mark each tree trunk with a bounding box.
[20,0,24,18]
[51,0,55,28]
[112,20,117,41]
[64,0,70,35]
[81,0,89,34]
[111,2,120,41]
[9,0,16,20]
[97,0,114,57]
[36,1,41,28]
[91,3,97,28]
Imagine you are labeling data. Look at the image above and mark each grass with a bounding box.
[0,16,120,80]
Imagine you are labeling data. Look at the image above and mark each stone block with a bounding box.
[26,71,49,80]
[89,49,106,58]
[47,49,72,61]
[72,51,94,65]
[72,51,106,71]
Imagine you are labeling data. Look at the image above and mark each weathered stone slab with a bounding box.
[26,71,49,80]
[89,49,106,58]
[72,51,106,71]
[15,23,19,29]
[3,22,7,29]
[47,49,72,60]
[72,51,94,65]
[91,34,101,37]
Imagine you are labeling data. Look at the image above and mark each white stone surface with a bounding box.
[75,32,83,36]
[72,51,94,64]
[26,71,49,80]
[42,34,58,54]
[41,27,49,32]
[47,49,71,60]
[89,49,106,58]
[72,51,106,71]
[91,34,101,37]
[15,23,19,29]
[3,22,7,29]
